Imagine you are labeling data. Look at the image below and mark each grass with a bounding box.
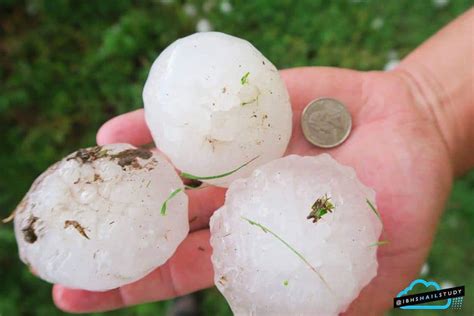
[0,0,472,315]
[367,199,382,222]
[180,156,259,180]
[241,216,330,289]
[160,188,183,215]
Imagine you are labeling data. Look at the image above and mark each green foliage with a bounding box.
[0,0,472,315]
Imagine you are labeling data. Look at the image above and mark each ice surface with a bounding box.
[210,154,382,315]
[14,144,188,291]
[143,32,292,187]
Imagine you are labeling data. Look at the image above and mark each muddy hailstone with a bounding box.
[210,154,382,315]
[14,144,188,291]
[143,32,292,187]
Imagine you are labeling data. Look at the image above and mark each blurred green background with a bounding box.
[1,0,472,315]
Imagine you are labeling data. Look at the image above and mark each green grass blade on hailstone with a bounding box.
[368,240,390,247]
[366,199,381,221]
[366,199,390,247]
[161,161,241,217]
[161,188,183,216]
[241,216,333,292]
[241,71,250,85]
[180,156,259,181]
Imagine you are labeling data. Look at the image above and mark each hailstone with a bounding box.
[210,154,382,315]
[143,32,292,187]
[13,144,188,291]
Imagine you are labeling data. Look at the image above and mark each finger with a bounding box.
[187,186,226,231]
[53,229,213,313]
[343,244,430,315]
[96,107,226,231]
[96,109,153,146]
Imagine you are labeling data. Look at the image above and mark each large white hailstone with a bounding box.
[210,154,382,315]
[143,32,292,187]
[13,144,188,291]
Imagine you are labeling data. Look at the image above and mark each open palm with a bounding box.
[53,67,453,315]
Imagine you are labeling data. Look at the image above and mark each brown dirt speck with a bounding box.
[218,275,227,285]
[184,179,202,189]
[22,216,38,243]
[68,146,108,164]
[111,148,152,168]
[64,220,90,239]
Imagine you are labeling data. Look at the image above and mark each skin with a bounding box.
[53,9,473,315]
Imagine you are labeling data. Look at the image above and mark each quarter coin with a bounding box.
[301,98,352,148]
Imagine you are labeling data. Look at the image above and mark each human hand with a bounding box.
[51,66,455,315]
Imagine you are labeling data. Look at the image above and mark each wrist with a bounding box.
[393,64,472,177]
[396,10,474,177]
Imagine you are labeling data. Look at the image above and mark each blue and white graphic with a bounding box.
[396,279,451,310]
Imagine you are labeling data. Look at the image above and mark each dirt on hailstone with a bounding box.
[68,146,153,169]
[22,216,39,244]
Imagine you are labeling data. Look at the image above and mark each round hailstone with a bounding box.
[210,154,382,315]
[13,144,188,291]
[143,32,292,187]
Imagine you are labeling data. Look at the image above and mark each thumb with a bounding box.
[280,67,367,113]
[279,67,367,155]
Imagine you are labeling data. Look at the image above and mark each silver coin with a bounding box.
[301,98,352,148]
